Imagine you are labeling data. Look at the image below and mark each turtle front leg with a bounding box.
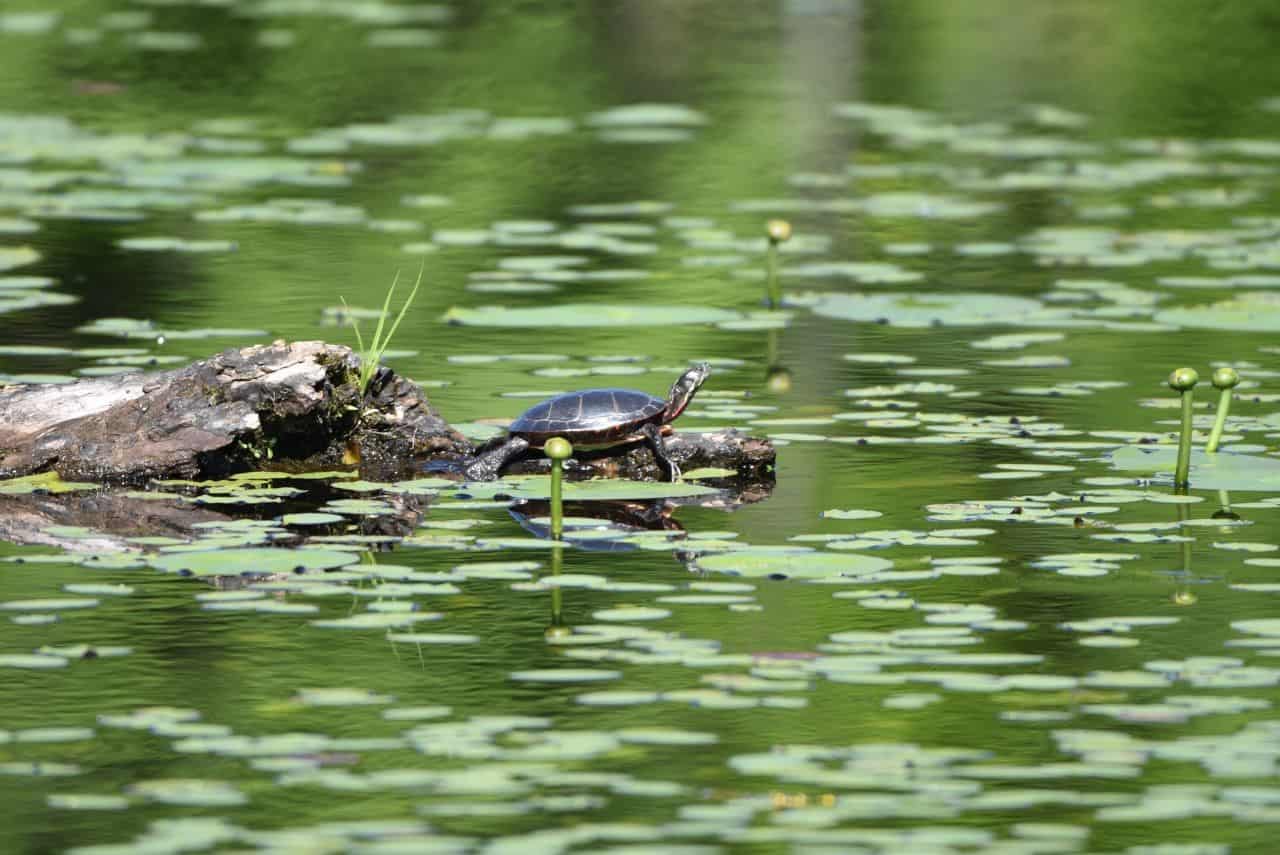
[640,423,680,481]
[463,437,530,481]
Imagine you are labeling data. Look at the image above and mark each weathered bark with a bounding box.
[0,341,775,485]
[0,340,470,484]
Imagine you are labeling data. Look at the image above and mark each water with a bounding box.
[3,1,1280,852]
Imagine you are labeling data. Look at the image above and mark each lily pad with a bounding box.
[810,292,1048,328]
[0,246,39,272]
[0,473,100,495]
[694,550,892,579]
[0,654,68,669]
[0,598,99,611]
[1111,445,1280,490]
[46,794,130,811]
[149,547,356,577]
[1156,293,1280,331]
[128,779,246,807]
[443,303,741,327]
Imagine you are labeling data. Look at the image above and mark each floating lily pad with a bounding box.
[0,654,68,669]
[46,794,130,811]
[971,332,1066,350]
[443,303,741,327]
[128,779,246,806]
[117,237,236,252]
[1156,293,1280,331]
[280,512,345,526]
[295,688,394,707]
[592,607,671,622]
[575,690,661,707]
[386,633,478,645]
[0,473,100,495]
[149,547,356,577]
[810,292,1047,328]
[694,550,892,579]
[821,508,884,520]
[0,246,39,271]
[1111,445,1280,490]
[0,598,99,611]
[0,761,79,775]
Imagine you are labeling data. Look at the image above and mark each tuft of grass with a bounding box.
[341,266,423,396]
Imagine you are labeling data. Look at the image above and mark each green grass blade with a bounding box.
[339,297,365,354]
[345,268,422,396]
[380,265,423,359]
[368,269,400,357]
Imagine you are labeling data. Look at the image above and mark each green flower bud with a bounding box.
[544,437,573,461]
[1168,367,1199,392]
[1211,366,1240,390]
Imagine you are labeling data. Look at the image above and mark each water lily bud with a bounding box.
[766,219,792,243]
[1167,367,1198,392]
[1211,366,1240,390]
[544,437,573,461]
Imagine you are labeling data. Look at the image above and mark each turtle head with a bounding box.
[664,362,711,422]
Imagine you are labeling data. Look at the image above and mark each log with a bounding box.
[0,340,470,484]
[0,341,775,485]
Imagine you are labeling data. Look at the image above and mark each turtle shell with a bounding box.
[509,388,666,445]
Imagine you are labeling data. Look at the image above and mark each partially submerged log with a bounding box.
[0,341,776,485]
[0,340,470,484]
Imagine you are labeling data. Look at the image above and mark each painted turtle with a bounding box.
[463,363,711,482]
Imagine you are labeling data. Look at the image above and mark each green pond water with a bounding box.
[5,1,1280,852]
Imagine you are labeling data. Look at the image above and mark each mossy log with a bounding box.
[0,340,775,485]
[0,340,469,484]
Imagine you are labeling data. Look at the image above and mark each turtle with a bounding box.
[463,363,711,482]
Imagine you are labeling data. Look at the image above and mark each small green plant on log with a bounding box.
[340,266,423,396]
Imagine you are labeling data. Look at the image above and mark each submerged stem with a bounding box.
[765,247,780,309]
[550,463,563,541]
[546,545,566,639]
[1173,498,1196,604]
[764,219,791,309]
